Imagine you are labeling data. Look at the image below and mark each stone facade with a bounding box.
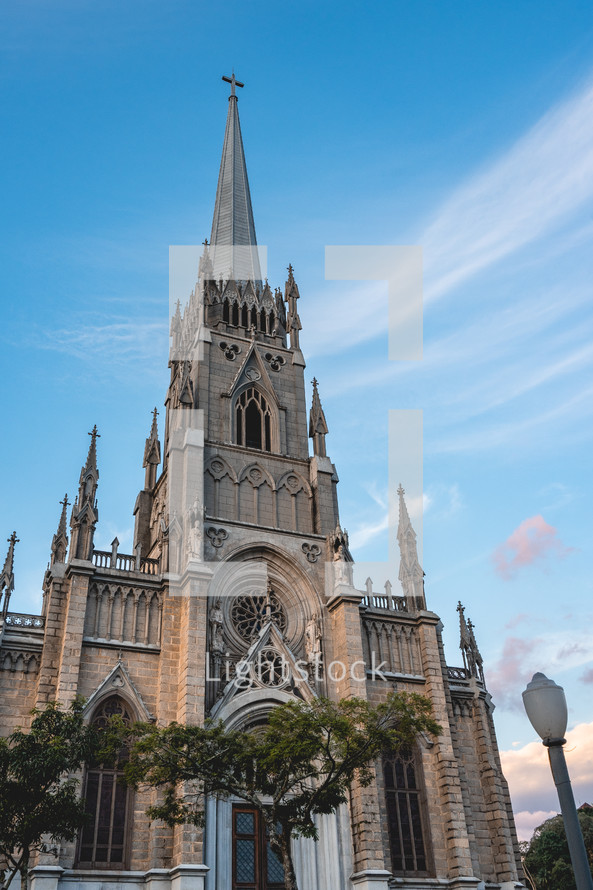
[0,79,524,890]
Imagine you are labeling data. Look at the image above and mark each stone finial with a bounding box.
[143,407,161,489]
[284,264,302,350]
[85,425,100,472]
[171,299,182,334]
[457,602,484,683]
[50,495,69,565]
[397,484,425,603]
[70,428,100,561]
[199,240,213,281]
[0,531,19,616]
[309,378,329,457]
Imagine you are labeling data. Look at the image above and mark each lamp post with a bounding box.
[522,672,593,890]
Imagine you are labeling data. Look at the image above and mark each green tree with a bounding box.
[121,691,441,890]
[522,805,593,890]
[0,701,100,890]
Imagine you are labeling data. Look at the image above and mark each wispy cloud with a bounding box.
[492,515,574,580]
[349,513,389,551]
[504,613,530,631]
[33,318,169,367]
[304,72,593,358]
[424,483,462,519]
[539,482,578,513]
[422,74,593,301]
[487,629,593,710]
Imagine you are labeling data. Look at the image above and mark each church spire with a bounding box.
[309,378,329,457]
[69,426,100,562]
[397,484,425,603]
[210,73,261,282]
[50,494,69,565]
[143,408,161,489]
[0,531,18,617]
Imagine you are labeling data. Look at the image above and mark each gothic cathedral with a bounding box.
[0,77,524,890]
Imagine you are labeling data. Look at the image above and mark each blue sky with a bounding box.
[2,0,593,839]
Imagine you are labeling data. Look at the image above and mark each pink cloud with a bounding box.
[492,514,573,580]
[487,636,541,710]
[486,629,593,710]
[504,612,529,630]
[513,809,558,843]
[501,722,593,834]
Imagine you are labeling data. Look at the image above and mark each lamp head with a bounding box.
[522,672,568,743]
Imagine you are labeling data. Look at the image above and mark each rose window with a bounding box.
[231,591,287,641]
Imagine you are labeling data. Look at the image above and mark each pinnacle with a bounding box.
[149,407,159,439]
[2,532,18,576]
[397,484,424,600]
[0,531,18,599]
[143,407,162,475]
[85,425,100,471]
[397,483,413,534]
[57,494,70,536]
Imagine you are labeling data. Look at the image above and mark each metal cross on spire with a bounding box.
[222,72,244,99]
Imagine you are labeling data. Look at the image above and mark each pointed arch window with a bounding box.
[241,304,249,327]
[236,388,272,451]
[223,299,230,323]
[77,697,133,869]
[232,302,239,326]
[383,747,430,876]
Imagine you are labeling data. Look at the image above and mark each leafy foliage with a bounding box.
[0,700,100,890]
[122,692,441,890]
[521,805,593,890]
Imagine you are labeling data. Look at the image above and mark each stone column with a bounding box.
[470,687,523,884]
[327,593,390,889]
[417,613,476,881]
[34,565,68,707]
[309,455,339,536]
[54,560,94,706]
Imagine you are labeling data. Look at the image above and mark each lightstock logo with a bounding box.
[204,649,391,690]
[324,246,424,596]
[165,242,423,688]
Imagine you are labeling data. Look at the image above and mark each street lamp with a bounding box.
[522,672,593,890]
